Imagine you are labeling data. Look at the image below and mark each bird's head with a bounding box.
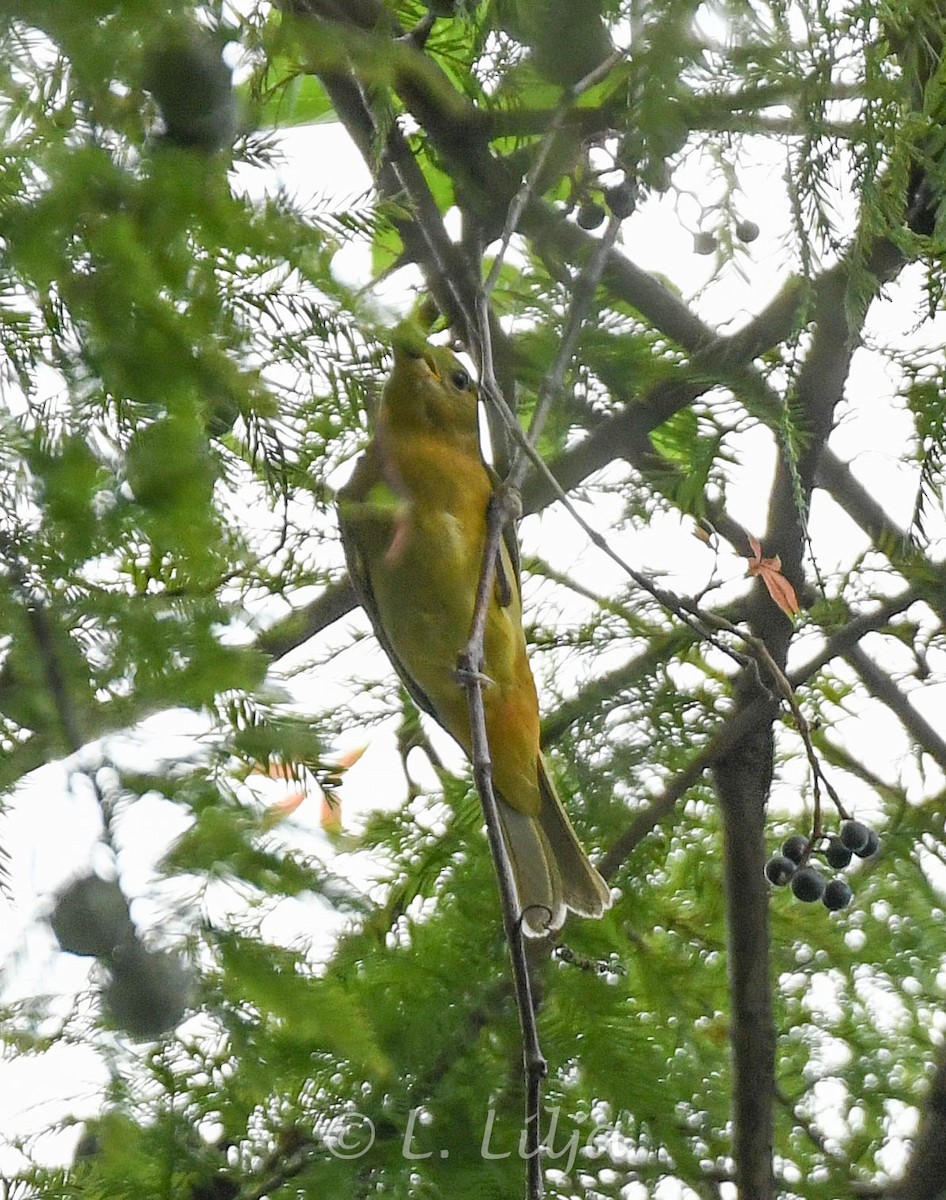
[383,322,479,446]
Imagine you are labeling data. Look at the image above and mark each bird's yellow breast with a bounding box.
[367,433,495,701]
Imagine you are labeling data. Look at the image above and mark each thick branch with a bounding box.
[712,711,776,1200]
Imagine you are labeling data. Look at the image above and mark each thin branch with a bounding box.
[460,149,625,1200]
[457,481,547,1200]
[846,642,946,777]
[474,332,758,671]
[460,93,624,1200]
[598,726,743,879]
[706,610,850,828]
[597,583,923,876]
[255,577,358,659]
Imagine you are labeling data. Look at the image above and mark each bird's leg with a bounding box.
[456,481,520,687]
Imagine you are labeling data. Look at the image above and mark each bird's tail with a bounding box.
[496,756,611,937]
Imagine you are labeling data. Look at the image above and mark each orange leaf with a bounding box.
[262,788,307,829]
[745,537,801,617]
[333,745,367,772]
[249,747,363,831]
[758,567,801,618]
[320,789,343,836]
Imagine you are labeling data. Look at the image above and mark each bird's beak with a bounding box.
[394,343,440,384]
[391,322,431,366]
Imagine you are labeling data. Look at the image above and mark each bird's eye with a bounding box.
[450,368,470,390]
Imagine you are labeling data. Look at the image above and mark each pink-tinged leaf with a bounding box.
[262,789,307,829]
[320,790,343,835]
[334,745,367,771]
[745,538,801,617]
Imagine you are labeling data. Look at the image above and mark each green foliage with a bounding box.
[906,374,946,541]
[648,407,727,516]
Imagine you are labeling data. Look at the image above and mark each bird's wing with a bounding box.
[336,446,441,723]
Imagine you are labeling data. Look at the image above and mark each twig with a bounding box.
[520,214,623,475]
[300,89,553,1146]
[457,482,547,1200]
[460,129,628,1200]
[0,533,126,868]
[846,641,946,777]
[597,585,922,879]
[474,309,756,672]
[700,609,849,832]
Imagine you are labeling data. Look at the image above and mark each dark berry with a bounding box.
[50,875,134,958]
[144,31,236,155]
[854,828,880,859]
[103,940,192,1039]
[645,159,673,193]
[791,866,826,903]
[765,854,796,886]
[693,231,717,255]
[735,218,760,243]
[823,878,854,911]
[781,834,809,865]
[823,836,853,870]
[604,181,637,219]
[576,201,606,230]
[840,820,871,853]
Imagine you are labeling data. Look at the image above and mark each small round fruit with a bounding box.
[854,828,880,859]
[791,866,826,903]
[103,940,192,1039]
[604,182,637,219]
[765,854,796,886]
[576,201,606,230]
[823,878,854,911]
[646,158,674,193]
[50,875,134,958]
[781,834,809,865]
[735,218,760,243]
[840,820,871,853]
[693,231,717,255]
[144,30,236,154]
[824,836,853,870]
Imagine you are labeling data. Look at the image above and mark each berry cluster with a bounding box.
[692,219,760,256]
[575,179,639,231]
[765,820,880,911]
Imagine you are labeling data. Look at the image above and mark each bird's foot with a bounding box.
[454,653,494,691]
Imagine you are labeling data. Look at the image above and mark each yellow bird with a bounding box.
[337,324,611,935]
